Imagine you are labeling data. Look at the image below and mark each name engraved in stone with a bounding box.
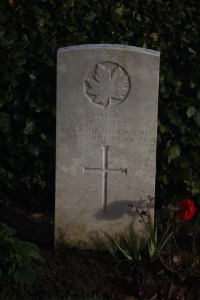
[84,119,126,127]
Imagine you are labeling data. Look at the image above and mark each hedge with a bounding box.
[0,0,200,208]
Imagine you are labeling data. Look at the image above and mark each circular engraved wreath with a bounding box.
[84,61,130,108]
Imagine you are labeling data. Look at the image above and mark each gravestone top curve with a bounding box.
[58,44,159,56]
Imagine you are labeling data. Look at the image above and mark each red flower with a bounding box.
[178,199,197,221]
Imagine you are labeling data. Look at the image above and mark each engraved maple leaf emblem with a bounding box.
[85,62,130,108]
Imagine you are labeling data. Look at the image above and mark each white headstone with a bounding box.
[55,44,160,247]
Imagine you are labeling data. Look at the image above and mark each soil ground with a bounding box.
[0,204,140,299]
[1,204,200,300]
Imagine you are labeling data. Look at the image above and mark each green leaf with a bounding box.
[0,223,43,284]
[190,181,200,196]
[113,5,125,20]
[29,74,37,81]
[190,80,196,88]
[162,174,169,185]
[187,106,196,118]
[114,241,133,261]
[188,47,196,54]
[16,241,43,262]
[101,231,118,260]
[23,120,35,135]
[148,227,157,260]
[150,32,158,42]
[167,144,181,164]
[181,36,190,44]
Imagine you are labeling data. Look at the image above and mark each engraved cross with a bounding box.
[83,146,127,212]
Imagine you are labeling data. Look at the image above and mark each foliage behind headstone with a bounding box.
[0,0,200,207]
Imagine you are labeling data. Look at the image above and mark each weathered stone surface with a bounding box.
[55,44,160,247]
